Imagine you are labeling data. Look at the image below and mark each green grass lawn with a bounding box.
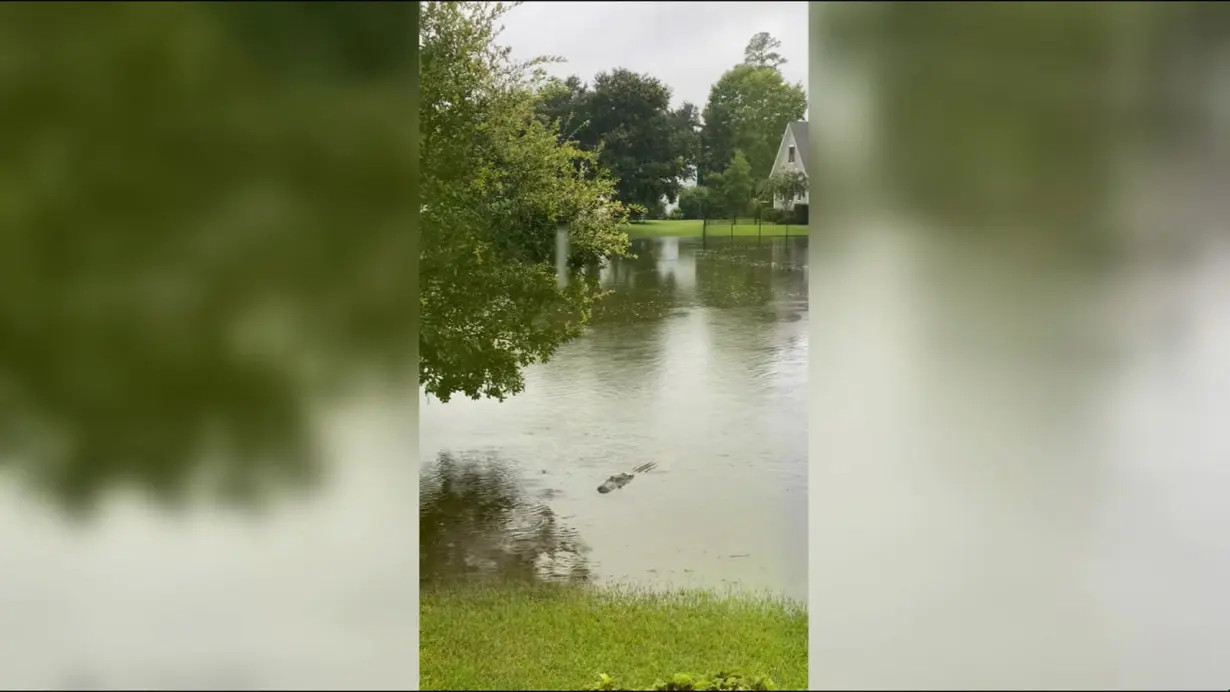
[420,581,808,691]
[621,219,806,238]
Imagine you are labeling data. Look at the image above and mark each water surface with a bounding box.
[420,236,810,601]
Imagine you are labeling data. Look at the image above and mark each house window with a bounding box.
[787,145,795,163]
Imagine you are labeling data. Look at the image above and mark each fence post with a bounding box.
[556,225,569,289]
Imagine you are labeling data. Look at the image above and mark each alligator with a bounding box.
[597,462,657,494]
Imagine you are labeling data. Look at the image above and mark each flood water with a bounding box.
[0,394,421,690]
[811,225,1230,689]
[420,236,810,601]
[809,3,1230,686]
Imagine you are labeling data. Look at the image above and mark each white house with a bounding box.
[768,120,809,212]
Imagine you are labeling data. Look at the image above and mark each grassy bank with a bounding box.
[420,581,808,691]
[621,219,806,238]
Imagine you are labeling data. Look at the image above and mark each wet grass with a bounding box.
[420,581,808,691]
[623,219,806,238]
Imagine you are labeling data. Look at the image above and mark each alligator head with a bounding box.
[596,473,635,494]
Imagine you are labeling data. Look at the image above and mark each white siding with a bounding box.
[769,126,810,211]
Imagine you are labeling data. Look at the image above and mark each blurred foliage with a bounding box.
[211,2,418,82]
[0,3,416,513]
[814,2,1230,246]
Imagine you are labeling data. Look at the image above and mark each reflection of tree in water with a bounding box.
[591,239,682,323]
[420,452,591,586]
[0,4,416,515]
[695,239,808,309]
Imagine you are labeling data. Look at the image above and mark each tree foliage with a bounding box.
[762,170,809,207]
[700,34,806,187]
[420,1,630,403]
[744,31,788,70]
[707,151,756,218]
[677,186,710,220]
[536,70,700,210]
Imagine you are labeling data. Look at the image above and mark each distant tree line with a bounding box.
[534,31,807,221]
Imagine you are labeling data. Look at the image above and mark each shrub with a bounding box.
[667,206,685,220]
[758,205,785,224]
[677,186,709,220]
[627,203,650,224]
[586,672,778,691]
[790,203,809,225]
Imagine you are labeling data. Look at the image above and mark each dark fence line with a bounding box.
[700,212,809,247]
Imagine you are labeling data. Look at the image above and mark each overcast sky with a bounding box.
[497,1,809,111]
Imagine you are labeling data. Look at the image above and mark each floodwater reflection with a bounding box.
[421,236,809,601]
[420,452,592,585]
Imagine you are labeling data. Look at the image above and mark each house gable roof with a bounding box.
[786,121,808,175]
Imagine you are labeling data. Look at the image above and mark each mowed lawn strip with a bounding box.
[621,219,805,238]
[420,581,808,691]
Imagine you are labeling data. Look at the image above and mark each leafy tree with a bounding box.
[537,75,590,142]
[420,1,630,402]
[744,31,788,69]
[536,70,700,210]
[626,203,649,224]
[677,186,710,220]
[762,170,809,208]
[668,101,704,187]
[707,150,755,218]
[700,34,806,186]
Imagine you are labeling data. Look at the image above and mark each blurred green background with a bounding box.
[0,4,419,688]
[0,2,418,513]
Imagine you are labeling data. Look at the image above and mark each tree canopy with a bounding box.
[707,150,756,218]
[536,69,700,212]
[676,186,710,220]
[420,1,630,402]
[744,31,788,70]
[700,34,807,187]
[763,170,809,208]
